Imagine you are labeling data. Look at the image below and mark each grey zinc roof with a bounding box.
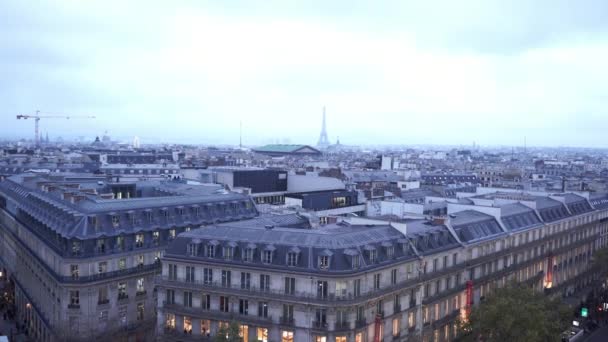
[450,210,505,243]
[500,203,542,232]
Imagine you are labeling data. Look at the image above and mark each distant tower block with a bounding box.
[317,106,330,148]
[133,136,140,149]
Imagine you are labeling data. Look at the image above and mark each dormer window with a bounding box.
[224,246,234,260]
[187,243,198,257]
[386,246,394,259]
[168,229,176,240]
[287,252,298,267]
[194,206,200,217]
[162,208,169,219]
[72,241,81,255]
[243,248,254,262]
[369,249,377,263]
[96,239,106,253]
[262,250,273,264]
[128,211,136,225]
[177,207,184,216]
[206,244,216,258]
[319,256,330,270]
[318,249,333,270]
[352,254,361,269]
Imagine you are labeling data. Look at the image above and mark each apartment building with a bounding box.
[0,173,258,341]
[157,191,608,342]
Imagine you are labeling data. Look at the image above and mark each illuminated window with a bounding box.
[257,328,268,342]
[282,331,294,342]
[240,325,249,342]
[335,337,347,342]
[184,316,192,333]
[392,318,400,336]
[135,234,144,248]
[355,333,363,342]
[165,313,175,330]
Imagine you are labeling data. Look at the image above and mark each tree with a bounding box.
[456,283,570,342]
[214,321,241,342]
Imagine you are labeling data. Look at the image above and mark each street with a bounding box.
[583,325,608,342]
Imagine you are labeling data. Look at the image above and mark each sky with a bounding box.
[1,0,607,147]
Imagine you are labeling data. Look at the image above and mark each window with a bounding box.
[155,251,161,263]
[112,215,120,227]
[186,266,195,283]
[433,258,438,271]
[244,248,254,262]
[287,252,298,266]
[356,305,364,322]
[394,294,401,311]
[206,245,215,257]
[96,239,106,253]
[70,265,79,280]
[137,303,144,321]
[135,233,144,248]
[260,274,270,292]
[258,301,269,318]
[443,255,448,268]
[118,282,127,299]
[165,313,176,330]
[315,308,327,326]
[391,269,397,285]
[408,311,416,328]
[283,304,294,321]
[204,268,213,285]
[137,254,144,267]
[183,291,193,307]
[239,299,249,315]
[116,236,125,251]
[317,281,328,299]
[386,246,394,259]
[98,261,107,274]
[257,328,268,342]
[187,244,197,256]
[220,296,229,312]
[369,249,377,263]
[136,278,145,294]
[335,280,347,298]
[169,229,176,240]
[282,330,294,342]
[202,294,210,310]
[224,246,234,260]
[166,289,175,304]
[98,287,109,304]
[374,273,381,290]
[222,270,232,287]
[168,264,177,280]
[319,256,330,269]
[352,255,361,269]
[184,316,192,333]
[392,318,400,336]
[152,231,160,245]
[70,290,79,306]
[354,279,361,297]
[284,277,296,295]
[241,272,251,290]
[262,250,273,264]
[376,299,383,315]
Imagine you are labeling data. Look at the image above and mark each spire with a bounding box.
[317,106,330,148]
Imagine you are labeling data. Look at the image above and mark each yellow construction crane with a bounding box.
[16,110,96,146]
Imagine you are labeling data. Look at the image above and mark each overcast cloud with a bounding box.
[1,0,607,147]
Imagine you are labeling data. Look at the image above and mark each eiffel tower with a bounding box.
[317,106,330,148]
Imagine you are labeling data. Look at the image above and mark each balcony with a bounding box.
[136,290,147,298]
[97,299,110,306]
[334,321,350,331]
[355,319,366,329]
[67,304,80,310]
[313,321,329,330]
[279,317,294,326]
[117,293,129,303]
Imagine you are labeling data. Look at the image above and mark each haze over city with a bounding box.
[1,0,607,147]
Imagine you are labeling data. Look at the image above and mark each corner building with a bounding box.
[0,173,258,341]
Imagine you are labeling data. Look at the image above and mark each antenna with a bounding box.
[239,121,243,149]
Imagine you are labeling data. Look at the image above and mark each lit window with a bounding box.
[319,256,330,270]
[135,234,144,248]
[262,250,273,264]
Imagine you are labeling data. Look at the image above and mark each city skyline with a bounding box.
[2,0,608,147]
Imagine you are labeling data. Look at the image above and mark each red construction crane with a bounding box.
[16,110,96,146]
